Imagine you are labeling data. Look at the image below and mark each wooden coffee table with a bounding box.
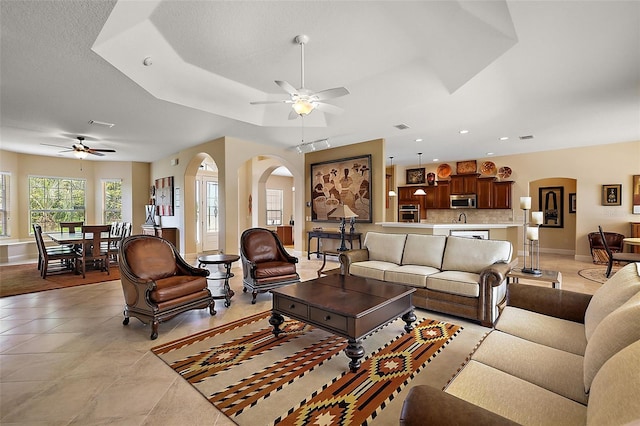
[270,274,416,372]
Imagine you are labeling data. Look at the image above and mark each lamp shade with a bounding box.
[388,189,397,196]
[413,188,426,196]
[292,99,315,115]
[329,204,358,219]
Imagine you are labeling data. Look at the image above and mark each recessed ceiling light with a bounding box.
[415,138,423,142]
[433,158,439,162]
[459,130,469,134]
[487,152,494,156]
[499,136,509,141]
[88,120,115,128]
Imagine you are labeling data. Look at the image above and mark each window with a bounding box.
[266,189,283,226]
[103,179,122,224]
[206,181,219,232]
[29,176,86,233]
[0,173,8,236]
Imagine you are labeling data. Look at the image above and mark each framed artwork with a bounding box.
[155,176,174,216]
[311,154,372,222]
[538,186,564,228]
[406,168,426,184]
[456,160,477,175]
[602,184,622,206]
[633,175,640,214]
[569,193,576,213]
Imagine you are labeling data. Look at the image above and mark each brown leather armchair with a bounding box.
[240,228,300,304]
[118,234,214,340]
[588,230,624,264]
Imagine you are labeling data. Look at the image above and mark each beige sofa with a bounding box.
[400,262,640,426]
[339,232,513,327]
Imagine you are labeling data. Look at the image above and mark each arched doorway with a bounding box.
[530,177,577,255]
[195,157,219,253]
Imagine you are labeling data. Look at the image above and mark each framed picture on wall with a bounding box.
[538,186,564,228]
[633,175,640,214]
[569,193,576,213]
[310,154,372,222]
[155,176,174,216]
[602,184,622,206]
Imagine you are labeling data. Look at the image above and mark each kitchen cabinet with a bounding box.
[492,181,514,209]
[424,182,449,209]
[398,186,421,203]
[449,174,478,195]
[477,177,495,209]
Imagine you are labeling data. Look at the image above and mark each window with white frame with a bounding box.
[266,188,283,226]
[0,173,8,236]
[103,179,122,224]
[29,176,86,233]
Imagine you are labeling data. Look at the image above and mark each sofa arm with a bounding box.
[400,385,518,426]
[507,283,592,323]
[339,249,369,275]
[480,261,512,287]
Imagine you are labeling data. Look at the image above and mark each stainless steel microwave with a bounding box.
[450,194,477,209]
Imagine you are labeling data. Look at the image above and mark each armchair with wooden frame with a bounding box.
[240,227,300,304]
[118,234,215,340]
[598,226,640,278]
[588,230,624,264]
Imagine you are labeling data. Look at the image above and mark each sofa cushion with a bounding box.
[584,262,640,340]
[363,232,406,265]
[583,291,640,393]
[349,260,398,281]
[150,275,207,303]
[473,331,587,404]
[427,271,480,297]
[400,234,447,268]
[384,264,441,288]
[441,237,512,274]
[586,340,640,426]
[496,306,587,355]
[445,360,587,425]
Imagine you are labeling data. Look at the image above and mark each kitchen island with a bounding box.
[375,222,521,246]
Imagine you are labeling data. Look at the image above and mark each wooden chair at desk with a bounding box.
[76,224,113,278]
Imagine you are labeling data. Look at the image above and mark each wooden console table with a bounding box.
[307,230,362,260]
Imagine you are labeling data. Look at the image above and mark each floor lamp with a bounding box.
[520,196,543,275]
[330,204,359,251]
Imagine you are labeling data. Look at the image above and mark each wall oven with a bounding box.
[399,204,420,222]
[450,194,477,209]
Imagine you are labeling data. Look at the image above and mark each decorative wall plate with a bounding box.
[480,161,497,175]
[436,163,452,179]
[498,166,512,180]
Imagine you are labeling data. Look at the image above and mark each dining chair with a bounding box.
[60,221,84,233]
[76,224,113,278]
[32,224,78,278]
[107,222,132,266]
[598,226,640,278]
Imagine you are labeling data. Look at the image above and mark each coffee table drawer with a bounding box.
[276,297,309,318]
[309,307,347,333]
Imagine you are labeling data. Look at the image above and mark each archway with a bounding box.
[529,177,577,255]
[184,152,220,256]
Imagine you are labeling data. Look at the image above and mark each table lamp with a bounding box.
[330,204,359,251]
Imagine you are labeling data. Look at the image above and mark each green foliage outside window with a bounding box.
[29,176,86,233]
[103,179,122,223]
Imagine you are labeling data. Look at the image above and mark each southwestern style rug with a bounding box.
[152,311,465,426]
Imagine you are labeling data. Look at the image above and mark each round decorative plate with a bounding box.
[498,166,512,180]
[480,161,497,175]
[436,163,452,179]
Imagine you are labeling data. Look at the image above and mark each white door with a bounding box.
[196,175,219,253]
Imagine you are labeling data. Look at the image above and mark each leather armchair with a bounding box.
[588,231,624,264]
[240,228,300,304]
[118,234,214,340]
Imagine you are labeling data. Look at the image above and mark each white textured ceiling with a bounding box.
[1,1,639,166]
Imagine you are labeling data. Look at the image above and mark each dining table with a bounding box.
[45,231,111,245]
[622,237,640,253]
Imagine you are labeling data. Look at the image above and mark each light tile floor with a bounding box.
[0,252,603,425]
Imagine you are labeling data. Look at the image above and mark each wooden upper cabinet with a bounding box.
[477,177,495,209]
[398,186,418,203]
[492,181,514,209]
[435,181,450,208]
[449,174,478,195]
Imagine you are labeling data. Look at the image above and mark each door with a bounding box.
[195,175,219,253]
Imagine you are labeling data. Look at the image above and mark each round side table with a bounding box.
[197,254,240,308]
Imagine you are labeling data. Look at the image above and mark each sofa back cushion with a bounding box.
[441,237,512,274]
[583,291,640,393]
[364,232,406,265]
[584,262,640,340]
[401,234,447,268]
[586,340,640,426]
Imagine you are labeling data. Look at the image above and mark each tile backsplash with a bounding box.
[423,209,516,224]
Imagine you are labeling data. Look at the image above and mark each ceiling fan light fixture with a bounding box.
[292,99,315,116]
[74,150,88,159]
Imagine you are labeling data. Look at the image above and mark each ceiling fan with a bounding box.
[250,35,349,120]
[42,136,116,159]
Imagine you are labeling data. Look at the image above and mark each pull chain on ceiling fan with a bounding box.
[250,35,349,119]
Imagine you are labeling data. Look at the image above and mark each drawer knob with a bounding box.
[289,304,295,309]
[324,315,331,321]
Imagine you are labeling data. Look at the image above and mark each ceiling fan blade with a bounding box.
[314,87,350,101]
[89,149,116,153]
[88,151,105,157]
[250,100,293,105]
[314,102,344,115]
[288,109,300,120]
[275,80,299,96]
[41,143,72,150]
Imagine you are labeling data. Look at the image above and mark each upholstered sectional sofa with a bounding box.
[400,262,640,426]
[339,232,514,327]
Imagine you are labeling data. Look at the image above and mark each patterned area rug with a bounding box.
[578,266,620,284]
[0,263,120,297]
[152,311,464,425]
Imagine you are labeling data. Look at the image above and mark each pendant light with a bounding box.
[388,157,397,197]
[413,153,427,196]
